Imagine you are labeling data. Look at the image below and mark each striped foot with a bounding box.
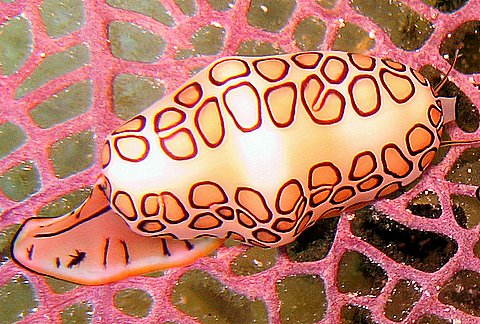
[11,181,223,285]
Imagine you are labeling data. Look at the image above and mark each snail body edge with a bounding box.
[12,51,456,285]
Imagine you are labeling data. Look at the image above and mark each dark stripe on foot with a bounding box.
[27,244,34,260]
[103,238,110,267]
[161,238,171,256]
[120,240,130,265]
[184,240,194,250]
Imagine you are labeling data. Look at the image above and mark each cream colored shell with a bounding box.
[101,51,443,248]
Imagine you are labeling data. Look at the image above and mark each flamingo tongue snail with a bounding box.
[12,51,462,285]
[12,183,224,284]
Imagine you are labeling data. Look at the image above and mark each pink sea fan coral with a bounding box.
[0,0,479,322]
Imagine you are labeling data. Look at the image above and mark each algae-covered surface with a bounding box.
[0,0,479,322]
